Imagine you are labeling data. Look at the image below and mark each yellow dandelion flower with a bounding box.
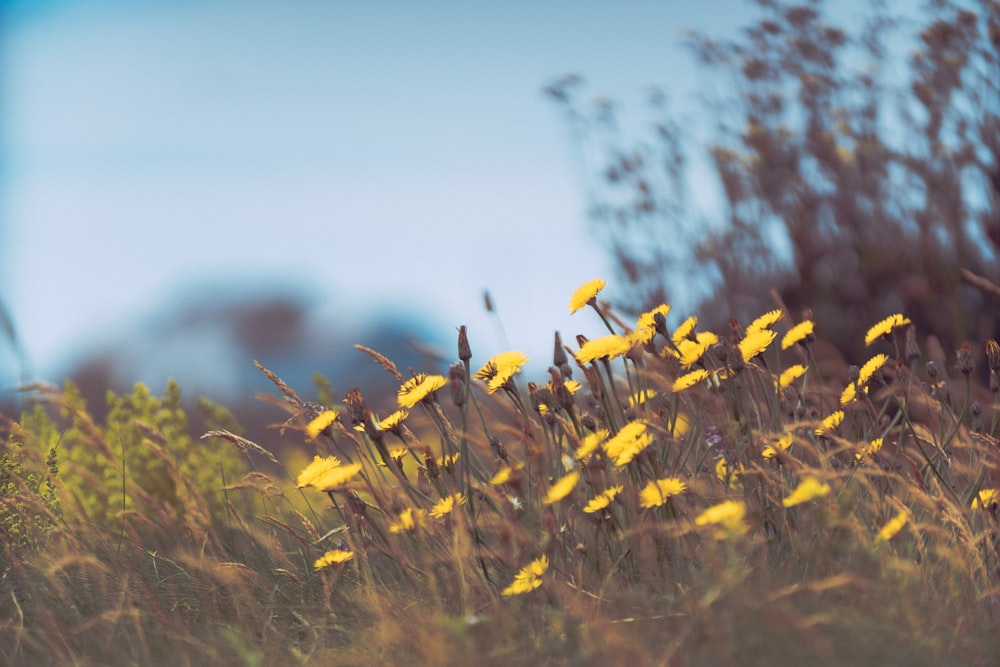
[379,409,408,430]
[840,382,870,406]
[865,314,912,347]
[673,368,709,392]
[739,328,777,363]
[858,353,888,386]
[296,455,343,488]
[876,510,909,542]
[777,364,807,389]
[639,478,687,508]
[632,304,671,343]
[815,410,844,435]
[747,309,783,334]
[398,374,447,408]
[575,429,608,462]
[430,493,466,518]
[490,466,514,486]
[605,421,654,467]
[671,315,698,344]
[583,485,624,513]
[854,437,883,463]
[389,507,427,533]
[695,500,749,538]
[715,458,743,488]
[437,452,460,468]
[674,331,719,366]
[568,278,606,313]
[762,434,793,459]
[636,304,671,332]
[563,379,582,394]
[543,470,580,505]
[672,413,691,438]
[501,555,548,596]
[310,462,363,492]
[575,334,632,364]
[971,488,1000,509]
[781,320,815,350]
[306,410,338,441]
[314,549,354,569]
[782,476,831,507]
[388,446,408,462]
[629,389,657,407]
[474,351,530,393]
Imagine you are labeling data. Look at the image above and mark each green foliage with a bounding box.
[55,379,247,527]
[0,404,60,554]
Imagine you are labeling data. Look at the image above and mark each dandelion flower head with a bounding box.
[639,477,687,508]
[568,279,606,314]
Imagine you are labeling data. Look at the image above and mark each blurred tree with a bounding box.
[548,0,1000,356]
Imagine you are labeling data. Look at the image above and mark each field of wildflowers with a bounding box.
[3,278,1000,665]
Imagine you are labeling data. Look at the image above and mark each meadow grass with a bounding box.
[2,280,1000,666]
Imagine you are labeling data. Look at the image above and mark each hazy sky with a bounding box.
[1,0,872,390]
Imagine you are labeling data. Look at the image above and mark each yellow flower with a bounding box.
[747,309,783,334]
[695,500,749,538]
[568,278,606,313]
[629,389,657,407]
[583,486,624,513]
[604,421,654,467]
[490,466,514,486]
[674,332,719,366]
[865,314,912,347]
[308,462,364,492]
[575,429,608,462]
[781,320,814,350]
[633,304,671,343]
[715,458,743,488]
[437,452,460,469]
[314,549,354,569]
[543,470,580,505]
[378,409,408,431]
[858,353,888,386]
[639,478,687,508]
[563,379,582,394]
[782,476,831,507]
[672,413,691,438]
[815,410,844,436]
[854,437,883,463]
[672,369,709,392]
[501,555,548,596]
[296,455,342,488]
[671,315,698,344]
[739,328,777,362]
[389,507,427,533]
[306,410,338,441]
[398,374,447,408]
[430,493,466,518]
[777,364,807,389]
[762,434,793,459]
[839,382,869,406]
[575,334,632,364]
[972,488,1000,509]
[473,350,529,393]
[876,510,909,542]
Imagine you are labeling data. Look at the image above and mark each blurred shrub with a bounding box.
[548,0,1000,355]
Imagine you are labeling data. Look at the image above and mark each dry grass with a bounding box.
[3,284,1000,666]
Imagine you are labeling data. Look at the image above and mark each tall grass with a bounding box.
[2,282,999,665]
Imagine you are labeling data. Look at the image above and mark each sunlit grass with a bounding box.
[2,280,1000,665]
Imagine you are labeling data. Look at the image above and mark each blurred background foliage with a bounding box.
[548,0,1000,358]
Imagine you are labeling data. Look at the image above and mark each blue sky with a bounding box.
[1,0,871,392]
